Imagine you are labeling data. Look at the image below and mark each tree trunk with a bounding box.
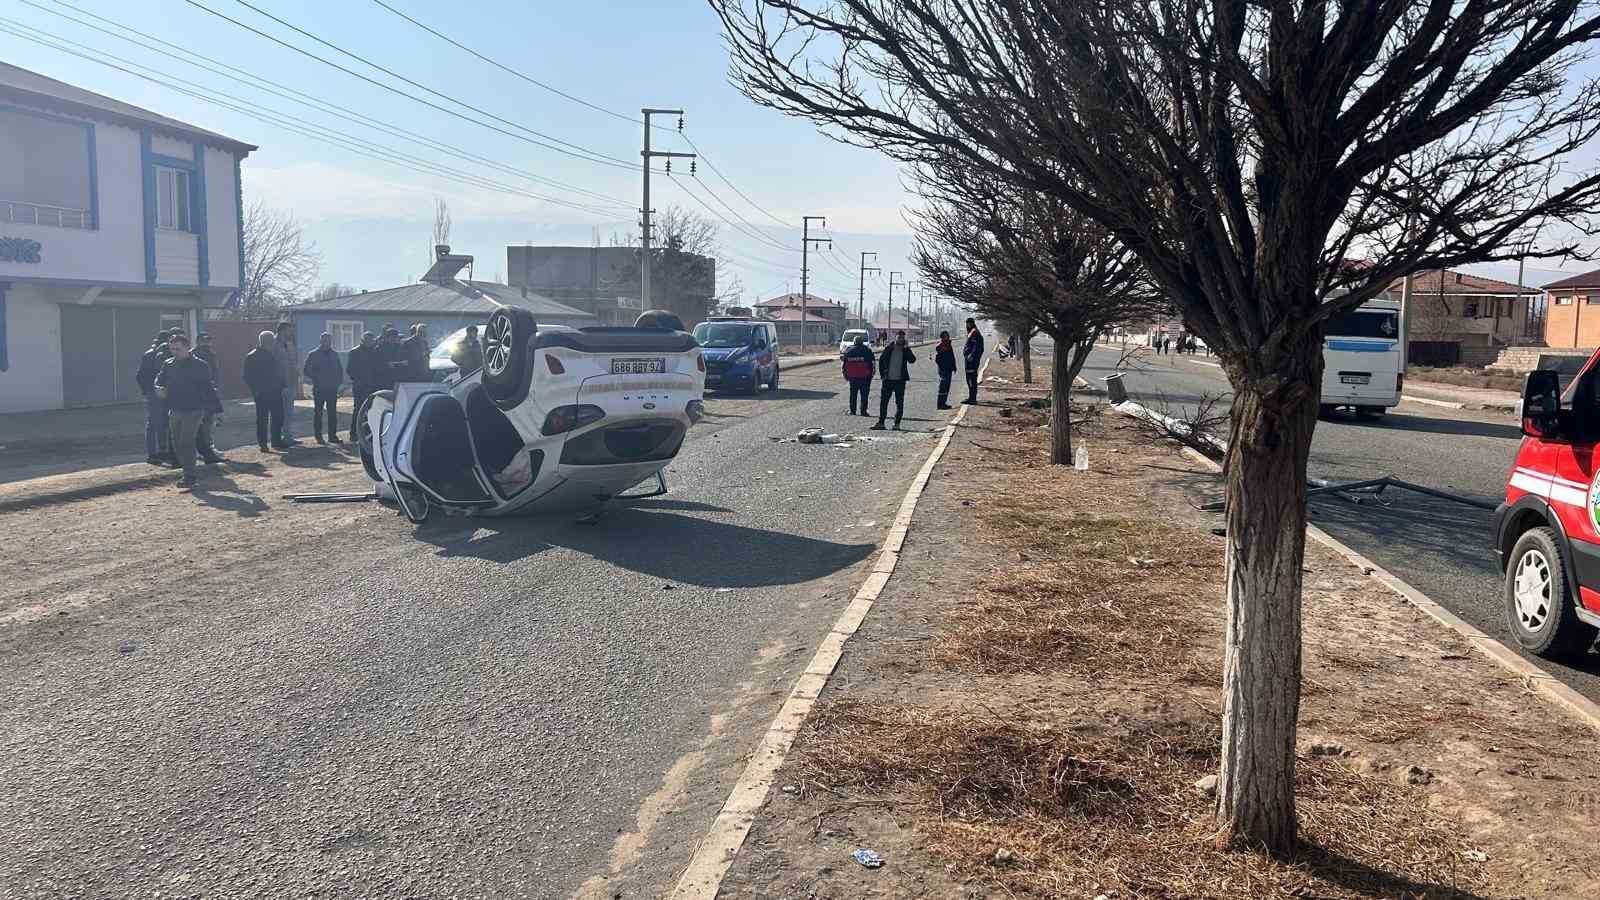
[1050,336,1072,464]
[1213,336,1321,855]
[1019,329,1034,384]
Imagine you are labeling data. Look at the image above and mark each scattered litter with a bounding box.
[1309,741,1347,757]
[798,428,824,444]
[661,584,676,591]
[1193,774,1218,797]
[716,588,733,594]
[780,784,797,794]
[1463,849,1489,863]
[851,848,884,869]
[1074,446,1090,471]
[1440,652,1469,660]
[998,408,1013,418]
[1404,765,1434,785]
[1210,527,1227,536]
[991,847,1016,866]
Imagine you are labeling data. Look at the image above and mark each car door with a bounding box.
[1550,364,1600,609]
[391,388,495,508]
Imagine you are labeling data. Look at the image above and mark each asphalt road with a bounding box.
[1083,345,1600,701]
[0,357,957,899]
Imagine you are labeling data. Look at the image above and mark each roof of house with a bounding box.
[1388,269,1532,295]
[756,293,845,309]
[763,307,837,322]
[290,280,594,320]
[1542,267,1600,291]
[0,62,256,155]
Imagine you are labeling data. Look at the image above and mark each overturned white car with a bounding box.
[356,306,706,522]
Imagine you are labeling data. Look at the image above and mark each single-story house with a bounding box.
[764,305,838,347]
[287,248,597,364]
[756,293,846,329]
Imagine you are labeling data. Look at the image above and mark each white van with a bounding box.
[1319,298,1402,419]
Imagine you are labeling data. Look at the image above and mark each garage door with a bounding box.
[59,306,190,407]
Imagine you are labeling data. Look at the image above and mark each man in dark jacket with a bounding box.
[243,330,288,451]
[841,334,875,415]
[154,334,217,488]
[346,331,379,442]
[872,331,916,431]
[303,332,345,445]
[451,324,485,375]
[376,327,406,390]
[137,330,173,465]
[934,330,958,410]
[962,318,985,405]
[275,322,299,443]
[191,332,224,461]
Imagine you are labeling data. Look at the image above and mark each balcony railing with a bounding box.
[1,199,93,230]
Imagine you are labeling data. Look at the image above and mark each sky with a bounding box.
[0,0,923,313]
[0,0,1590,306]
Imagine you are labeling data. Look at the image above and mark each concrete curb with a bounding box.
[1402,394,1468,410]
[1168,437,1600,738]
[670,357,989,899]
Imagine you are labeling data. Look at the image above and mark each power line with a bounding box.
[678,131,794,230]
[0,20,626,216]
[20,0,633,209]
[669,174,802,257]
[180,0,636,171]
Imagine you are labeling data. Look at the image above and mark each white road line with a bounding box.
[669,358,991,899]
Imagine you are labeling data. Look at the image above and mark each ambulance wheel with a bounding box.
[483,306,539,411]
[1505,527,1597,659]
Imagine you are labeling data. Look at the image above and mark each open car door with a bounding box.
[377,383,487,522]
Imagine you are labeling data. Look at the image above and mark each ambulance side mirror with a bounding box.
[1522,370,1562,439]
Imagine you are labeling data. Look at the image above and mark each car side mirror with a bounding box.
[1522,369,1563,438]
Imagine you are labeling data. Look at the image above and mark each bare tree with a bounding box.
[313,283,360,303]
[612,206,725,325]
[712,0,1600,851]
[432,198,451,248]
[236,201,320,317]
[912,156,1161,464]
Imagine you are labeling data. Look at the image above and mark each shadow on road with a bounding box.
[190,476,270,517]
[1325,411,1521,440]
[414,506,875,586]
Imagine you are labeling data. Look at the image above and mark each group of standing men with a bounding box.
[840,318,985,430]
[1154,333,1202,355]
[138,328,226,489]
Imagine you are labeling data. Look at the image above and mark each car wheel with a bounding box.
[356,389,393,483]
[1355,405,1384,420]
[482,306,539,411]
[1505,527,1597,659]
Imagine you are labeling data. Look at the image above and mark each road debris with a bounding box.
[851,848,884,869]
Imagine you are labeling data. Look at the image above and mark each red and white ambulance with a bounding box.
[1497,357,1600,658]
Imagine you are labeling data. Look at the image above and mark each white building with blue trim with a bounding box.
[0,63,254,413]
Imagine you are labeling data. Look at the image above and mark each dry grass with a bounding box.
[799,701,1486,898]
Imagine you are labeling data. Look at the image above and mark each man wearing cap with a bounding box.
[191,332,224,462]
[346,331,380,443]
[154,333,217,489]
[137,330,173,465]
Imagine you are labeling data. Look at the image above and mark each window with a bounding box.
[1556,296,1574,305]
[1587,295,1600,306]
[1327,309,1398,339]
[156,166,191,231]
[1463,301,1479,318]
[327,320,361,353]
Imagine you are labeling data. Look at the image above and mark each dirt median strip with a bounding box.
[711,355,1600,899]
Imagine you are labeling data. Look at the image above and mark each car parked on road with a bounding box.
[691,318,780,394]
[1319,298,1403,419]
[838,328,873,356]
[358,305,706,522]
[1496,351,1600,658]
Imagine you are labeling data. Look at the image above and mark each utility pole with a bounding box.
[858,252,879,334]
[640,108,695,312]
[906,282,919,340]
[888,271,904,336]
[800,215,830,351]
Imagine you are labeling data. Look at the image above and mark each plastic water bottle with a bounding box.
[1074,446,1089,471]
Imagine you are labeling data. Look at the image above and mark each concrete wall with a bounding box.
[0,285,64,413]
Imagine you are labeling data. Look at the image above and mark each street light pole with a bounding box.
[800,215,830,352]
[640,108,695,313]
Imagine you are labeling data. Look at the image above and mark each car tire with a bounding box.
[1355,405,1384,420]
[356,389,393,483]
[482,306,539,411]
[1505,527,1597,659]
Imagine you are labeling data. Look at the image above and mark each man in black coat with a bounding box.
[962,317,985,405]
[346,331,379,442]
[402,324,431,382]
[243,330,288,451]
[137,330,173,465]
[191,332,224,462]
[303,332,346,445]
[872,331,916,431]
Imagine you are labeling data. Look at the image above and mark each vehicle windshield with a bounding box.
[1327,309,1399,340]
[694,323,756,348]
[842,330,867,342]
[430,325,487,365]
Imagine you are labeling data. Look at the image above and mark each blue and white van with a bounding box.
[1319,298,1402,419]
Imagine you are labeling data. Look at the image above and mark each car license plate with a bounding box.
[612,357,665,375]
[1339,374,1370,385]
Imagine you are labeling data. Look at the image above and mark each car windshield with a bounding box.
[694,323,756,348]
[842,330,866,342]
[430,325,487,364]
[1327,310,1398,339]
